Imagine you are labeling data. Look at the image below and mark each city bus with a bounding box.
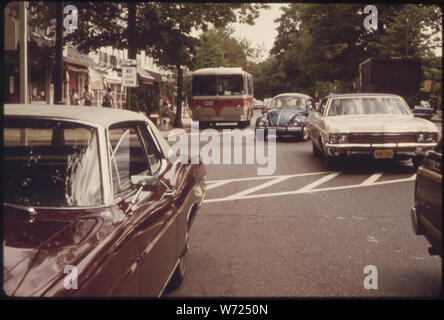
[191,67,254,128]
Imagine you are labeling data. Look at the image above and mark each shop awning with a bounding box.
[89,67,105,90]
[137,66,155,82]
[104,69,121,85]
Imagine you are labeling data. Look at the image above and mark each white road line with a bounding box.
[203,175,416,203]
[224,176,292,200]
[206,171,329,184]
[361,173,383,186]
[295,172,340,193]
[206,181,232,190]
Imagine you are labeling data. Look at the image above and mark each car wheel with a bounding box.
[412,155,423,170]
[199,121,208,130]
[312,140,321,157]
[323,152,335,170]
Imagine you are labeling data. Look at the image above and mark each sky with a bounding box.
[229,3,288,61]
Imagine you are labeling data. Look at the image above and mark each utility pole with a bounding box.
[173,64,184,128]
[55,1,64,104]
[126,2,137,110]
[406,17,409,57]
[19,2,28,104]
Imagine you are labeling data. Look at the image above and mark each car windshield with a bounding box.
[327,97,410,116]
[4,118,103,207]
[192,74,244,96]
[272,96,307,110]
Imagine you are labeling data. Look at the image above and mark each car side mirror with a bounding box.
[131,175,159,192]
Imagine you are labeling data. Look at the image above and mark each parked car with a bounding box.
[306,93,439,170]
[255,93,314,141]
[411,138,442,257]
[253,99,264,110]
[3,104,206,297]
[412,100,434,120]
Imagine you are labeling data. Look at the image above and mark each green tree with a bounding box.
[270,3,442,99]
[64,2,267,127]
[191,27,255,70]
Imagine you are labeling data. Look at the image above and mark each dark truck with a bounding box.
[358,58,433,119]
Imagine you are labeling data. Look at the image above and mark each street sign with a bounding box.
[122,67,137,87]
[119,59,138,67]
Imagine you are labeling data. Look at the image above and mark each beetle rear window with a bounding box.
[4,118,103,207]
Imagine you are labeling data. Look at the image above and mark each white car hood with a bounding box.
[325,115,438,133]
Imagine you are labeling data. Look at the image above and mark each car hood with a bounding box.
[324,115,438,133]
[3,206,106,296]
[267,109,306,126]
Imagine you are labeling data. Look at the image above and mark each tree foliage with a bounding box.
[266,3,442,100]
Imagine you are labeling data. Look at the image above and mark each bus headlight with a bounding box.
[235,105,241,111]
[195,105,201,111]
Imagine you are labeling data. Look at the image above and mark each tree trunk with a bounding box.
[173,64,183,128]
[55,1,64,104]
[127,2,137,111]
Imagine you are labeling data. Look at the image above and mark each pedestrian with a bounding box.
[102,87,114,108]
[71,89,80,106]
[82,85,94,106]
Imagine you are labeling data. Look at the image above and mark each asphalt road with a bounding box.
[166,111,442,298]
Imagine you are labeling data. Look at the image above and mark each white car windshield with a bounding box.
[327,97,410,116]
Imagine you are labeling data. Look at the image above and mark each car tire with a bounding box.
[312,140,321,157]
[199,121,208,130]
[323,152,336,170]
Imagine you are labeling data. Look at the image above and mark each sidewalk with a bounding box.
[157,113,192,139]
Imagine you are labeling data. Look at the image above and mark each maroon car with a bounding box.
[3,104,206,297]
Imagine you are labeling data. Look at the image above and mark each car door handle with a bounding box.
[162,189,177,199]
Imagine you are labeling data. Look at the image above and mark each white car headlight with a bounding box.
[425,133,437,143]
[417,133,425,143]
[329,134,339,144]
[338,134,348,144]
[257,119,266,126]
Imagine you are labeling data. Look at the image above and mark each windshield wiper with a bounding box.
[4,203,37,215]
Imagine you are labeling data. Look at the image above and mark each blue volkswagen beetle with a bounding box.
[255,93,314,141]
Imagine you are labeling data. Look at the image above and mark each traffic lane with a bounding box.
[203,138,418,182]
[168,180,441,297]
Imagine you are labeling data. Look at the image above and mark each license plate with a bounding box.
[374,149,393,159]
[211,117,224,120]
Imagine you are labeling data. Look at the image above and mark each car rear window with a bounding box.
[4,118,103,207]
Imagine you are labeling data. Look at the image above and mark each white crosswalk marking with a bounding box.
[224,176,291,200]
[361,173,383,186]
[295,172,340,193]
[203,171,417,204]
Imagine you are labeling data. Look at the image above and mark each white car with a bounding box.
[306,93,439,169]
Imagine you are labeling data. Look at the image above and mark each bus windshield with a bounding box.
[192,74,245,96]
